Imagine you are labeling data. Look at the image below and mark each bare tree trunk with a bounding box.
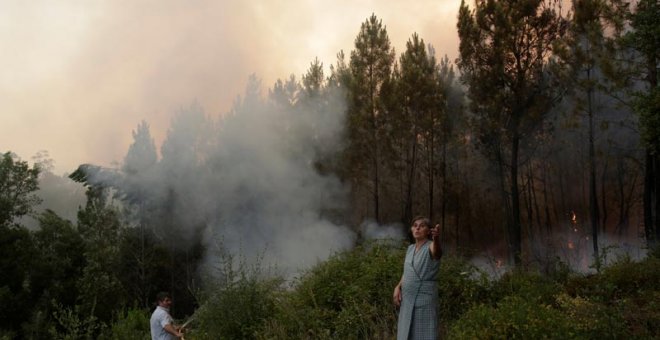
[601,158,609,234]
[428,131,436,222]
[524,165,534,230]
[531,163,542,231]
[587,80,600,263]
[441,138,448,230]
[140,218,147,307]
[372,140,381,224]
[615,161,638,237]
[652,64,660,247]
[403,133,418,227]
[558,166,567,226]
[370,74,381,224]
[643,151,655,246]
[542,161,553,235]
[495,144,513,264]
[511,128,522,266]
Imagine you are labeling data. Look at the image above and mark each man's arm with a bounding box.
[164,323,183,338]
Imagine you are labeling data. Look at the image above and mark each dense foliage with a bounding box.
[185,242,659,339]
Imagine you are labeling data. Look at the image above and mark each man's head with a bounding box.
[156,291,172,308]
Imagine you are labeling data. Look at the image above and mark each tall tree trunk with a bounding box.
[373,150,380,223]
[140,217,147,307]
[652,57,660,245]
[643,50,659,247]
[441,139,448,229]
[531,163,542,230]
[511,131,522,266]
[524,166,534,230]
[616,161,638,237]
[588,82,600,262]
[558,166,567,227]
[403,134,418,227]
[601,160,609,233]
[643,150,655,246]
[496,145,513,264]
[370,85,381,224]
[428,131,436,222]
[654,154,660,244]
[542,162,553,235]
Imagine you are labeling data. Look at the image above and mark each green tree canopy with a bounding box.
[0,152,41,228]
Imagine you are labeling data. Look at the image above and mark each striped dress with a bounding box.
[397,241,440,340]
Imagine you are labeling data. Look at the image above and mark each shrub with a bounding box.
[617,291,660,337]
[555,293,630,338]
[98,308,150,340]
[566,256,660,302]
[169,242,281,340]
[48,302,106,340]
[184,241,660,339]
[258,240,405,339]
[190,272,282,340]
[563,256,660,337]
[448,296,577,339]
[437,256,490,322]
[489,269,562,306]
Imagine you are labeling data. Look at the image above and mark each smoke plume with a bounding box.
[79,76,356,276]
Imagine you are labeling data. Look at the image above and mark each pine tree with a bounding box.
[347,14,396,223]
[457,0,567,265]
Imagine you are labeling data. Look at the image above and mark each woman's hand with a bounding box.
[431,224,440,241]
[393,285,402,307]
[430,224,442,259]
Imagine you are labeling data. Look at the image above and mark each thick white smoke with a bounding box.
[360,219,405,241]
[82,76,356,276]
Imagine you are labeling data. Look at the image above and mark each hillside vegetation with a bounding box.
[98,242,660,340]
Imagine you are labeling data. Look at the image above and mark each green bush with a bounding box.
[617,291,660,337]
[489,269,562,306]
[437,256,490,322]
[566,256,660,301]
[176,247,281,340]
[180,242,659,339]
[563,256,660,337]
[259,240,405,339]
[448,296,578,339]
[190,273,282,340]
[98,308,150,340]
[555,293,630,338]
[447,256,660,339]
[48,302,106,340]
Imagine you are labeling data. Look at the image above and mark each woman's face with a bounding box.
[410,219,430,241]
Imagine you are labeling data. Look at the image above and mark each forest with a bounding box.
[1,0,658,338]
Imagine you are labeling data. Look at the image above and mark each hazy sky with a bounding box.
[1,0,460,174]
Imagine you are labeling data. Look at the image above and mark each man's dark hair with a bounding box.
[156,291,171,303]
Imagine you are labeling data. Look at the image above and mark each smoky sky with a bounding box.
[0,0,460,175]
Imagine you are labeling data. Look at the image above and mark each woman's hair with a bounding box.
[411,216,431,227]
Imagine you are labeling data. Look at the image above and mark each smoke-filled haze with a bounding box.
[1,0,460,174]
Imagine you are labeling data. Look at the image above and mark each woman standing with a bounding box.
[393,216,442,340]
